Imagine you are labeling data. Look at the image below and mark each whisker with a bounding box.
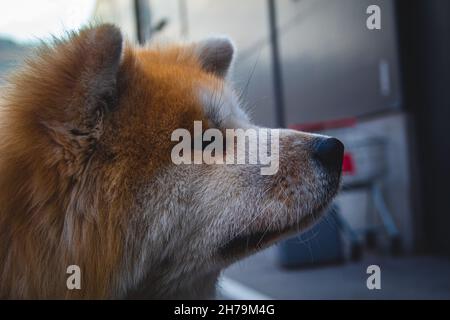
[240,51,261,103]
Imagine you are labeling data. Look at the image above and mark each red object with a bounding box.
[342,152,355,175]
[288,117,357,132]
[289,117,357,175]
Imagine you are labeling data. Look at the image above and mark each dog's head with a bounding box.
[0,24,343,298]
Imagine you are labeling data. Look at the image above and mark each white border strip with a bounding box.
[217,277,271,300]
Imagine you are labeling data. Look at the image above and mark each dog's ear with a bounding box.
[32,24,123,137]
[195,37,235,77]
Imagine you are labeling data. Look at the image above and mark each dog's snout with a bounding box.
[312,137,344,172]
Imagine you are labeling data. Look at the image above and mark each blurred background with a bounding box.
[1,0,449,299]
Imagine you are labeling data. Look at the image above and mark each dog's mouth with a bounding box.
[217,173,342,261]
[218,212,319,261]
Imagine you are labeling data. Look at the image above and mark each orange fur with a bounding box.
[0,25,214,299]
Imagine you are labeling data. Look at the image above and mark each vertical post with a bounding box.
[134,0,152,44]
[134,0,143,44]
[178,0,189,39]
[267,0,286,128]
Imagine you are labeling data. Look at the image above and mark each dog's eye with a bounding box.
[202,137,215,151]
[191,135,212,151]
[191,136,225,158]
[191,138,214,150]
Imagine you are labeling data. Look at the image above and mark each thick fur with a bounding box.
[0,25,341,299]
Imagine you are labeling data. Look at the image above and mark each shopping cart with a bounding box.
[338,133,402,256]
[278,119,402,268]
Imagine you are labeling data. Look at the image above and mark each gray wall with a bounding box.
[151,0,401,127]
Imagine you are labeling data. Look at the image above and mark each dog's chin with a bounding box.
[217,205,327,263]
[217,173,342,263]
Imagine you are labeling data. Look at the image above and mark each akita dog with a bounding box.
[0,24,343,299]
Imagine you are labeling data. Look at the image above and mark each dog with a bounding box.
[0,24,343,299]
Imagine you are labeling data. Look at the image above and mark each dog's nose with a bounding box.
[312,137,344,172]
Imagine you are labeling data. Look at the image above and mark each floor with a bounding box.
[218,246,450,300]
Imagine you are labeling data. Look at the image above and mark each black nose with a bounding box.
[312,137,344,172]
